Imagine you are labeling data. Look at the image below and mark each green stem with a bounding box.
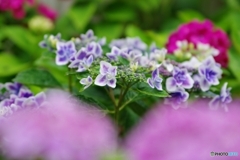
[104,87,117,107]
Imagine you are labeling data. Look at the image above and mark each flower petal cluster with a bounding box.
[56,41,76,65]
[0,90,117,160]
[0,83,46,117]
[125,103,240,160]
[194,56,222,91]
[95,61,117,88]
[166,20,230,67]
[166,67,194,92]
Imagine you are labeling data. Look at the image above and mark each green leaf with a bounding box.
[94,23,124,41]
[177,10,204,22]
[68,3,97,31]
[135,82,169,97]
[0,53,30,77]
[118,56,129,65]
[4,26,40,58]
[13,69,62,88]
[229,50,240,83]
[104,5,136,22]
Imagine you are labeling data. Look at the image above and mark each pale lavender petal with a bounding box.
[94,74,107,86]
[106,53,118,61]
[147,78,154,89]
[68,60,80,68]
[154,77,163,91]
[182,75,194,89]
[35,92,46,106]
[110,66,117,76]
[107,78,117,88]
[152,69,158,79]
[95,43,102,57]
[86,42,95,53]
[86,55,93,68]
[112,46,121,55]
[209,96,221,110]
[77,64,87,72]
[199,78,210,91]
[166,77,178,92]
[86,29,94,38]
[100,61,111,75]
[80,78,88,85]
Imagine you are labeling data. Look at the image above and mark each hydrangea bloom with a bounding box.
[125,103,240,160]
[194,56,222,91]
[166,67,194,92]
[56,41,76,65]
[95,61,117,88]
[209,82,232,111]
[0,90,117,160]
[166,20,230,67]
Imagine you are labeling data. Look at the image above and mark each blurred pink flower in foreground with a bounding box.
[0,90,117,160]
[166,20,230,68]
[125,102,240,160]
[37,3,57,21]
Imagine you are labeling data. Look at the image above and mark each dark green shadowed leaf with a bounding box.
[13,69,62,88]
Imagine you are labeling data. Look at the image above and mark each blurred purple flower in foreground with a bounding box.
[0,90,117,160]
[125,102,240,160]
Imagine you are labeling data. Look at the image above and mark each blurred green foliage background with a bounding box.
[1,0,240,96]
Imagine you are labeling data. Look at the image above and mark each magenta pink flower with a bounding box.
[166,20,230,68]
[37,3,57,21]
[0,90,117,160]
[125,102,240,160]
[0,0,34,19]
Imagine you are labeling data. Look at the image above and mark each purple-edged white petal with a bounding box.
[86,55,93,67]
[68,60,80,68]
[199,78,210,92]
[55,41,76,65]
[166,77,178,92]
[100,61,111,75]
[154,77,163,91]
[94,74,107,86]
[152,69,158,79]
[80,76,93,89]
[209,96,221,110]
[56,55,68,65]
[147,78,154,89]
[107,77,117,88]
[94,43,102,57]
